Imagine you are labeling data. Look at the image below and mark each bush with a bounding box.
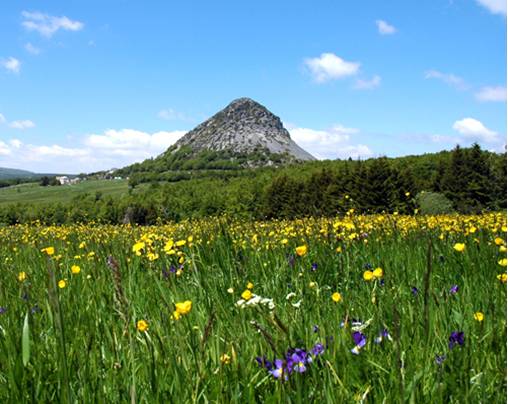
[416,191,454,215]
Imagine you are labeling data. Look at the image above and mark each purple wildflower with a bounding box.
[255,356,273,371]
[0,307,6,315]
[269,359,285,379]
[448,331,465,349]
[311,263,318,271]
[449,285,459,295]
[375,329,391,344]
[286,348,310,373]
[311,343,325,356]
[435,354,446,365]
[351,331,367,354]
[169,265,177,273]
[312,325,319,333]
[411,286,419,296]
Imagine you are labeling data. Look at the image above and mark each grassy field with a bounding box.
[0,213,506,402]
[0,180,131,205]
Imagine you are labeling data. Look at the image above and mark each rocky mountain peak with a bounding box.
[172,97,315,162]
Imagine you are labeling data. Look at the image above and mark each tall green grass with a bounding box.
[0,218,505,402]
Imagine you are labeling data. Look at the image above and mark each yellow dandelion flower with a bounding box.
[497,273,507,283]
[498,258,507,267]
[58,280,67,289]
[246,281,254,290]
[41,246,55,255]
[71,265,81,274]
[494,237,505,246]
[18,271,27,282]
[363,270,374,281]
[373,267,384,278]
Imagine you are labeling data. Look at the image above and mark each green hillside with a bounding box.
[0,167,38,179]
[0,179,132,206]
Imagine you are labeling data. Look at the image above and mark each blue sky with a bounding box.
[0,0,506,173]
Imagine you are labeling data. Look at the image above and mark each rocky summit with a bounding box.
[172,97,315,162]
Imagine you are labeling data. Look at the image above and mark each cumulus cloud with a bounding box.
[0,129,187,173]
[1,57,21,73]
[475,86,507,102]
[354,75,381,90]
[21,11,84,37]
[452,118,499,143]
[476,0,506,15]
[376,20,397,35]
[9,120,35,130]
[289,124,371,160]
[424,70,468,90]
[304,53,360,83]
[24,42,41,55]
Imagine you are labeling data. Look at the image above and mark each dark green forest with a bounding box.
[0,144,505,225]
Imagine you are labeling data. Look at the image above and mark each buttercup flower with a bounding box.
[241,289,253,301]
[175,300,192,315]
[295,245,308,257]
[453,243,465,252]
[71,265,81,274]
[332,292,342,302]
[473,312,484,322]
[58,279,67,289]
[497,273,507,283]
[137,319,148,332]
[18,271,27,282]
[41,247,55,255]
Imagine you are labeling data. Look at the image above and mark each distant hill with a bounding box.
[117,97,314,177]
[0,167,38,180]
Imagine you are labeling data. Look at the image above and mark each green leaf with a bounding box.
[22,311,30,366]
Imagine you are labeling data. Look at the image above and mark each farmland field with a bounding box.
[0,213,506,402]
[0,180,132,206]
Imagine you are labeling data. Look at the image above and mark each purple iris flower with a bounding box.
[435,354,446,365]
[311,263,318,271]
[449,285,459,295]
[411,286,419,296]
[311,343,325,356]
[448,331,465,349]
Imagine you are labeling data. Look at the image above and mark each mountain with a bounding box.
[0,167,38,180]
[117,97,315,177]
[172,97,315,161]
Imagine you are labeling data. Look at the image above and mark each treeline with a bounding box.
[0,144,504,225]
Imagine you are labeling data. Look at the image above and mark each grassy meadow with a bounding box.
[0,180,131,206]
[0,213,506,402]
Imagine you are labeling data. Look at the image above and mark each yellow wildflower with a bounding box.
[473,312,484,322]
[246,281,254,290]
[241,289,253,301]
[295,245,308,257]
[453,243,465,252]
[498,258,507,267]
[332,292,342,302]
[58,280,67,289]
[18,271,27,282]
[220,353,231,364]
[137,320,148,332]
[41,246,55,255]
[373,267,384,278]
[175,300,192,315]
[363,270,374,281]
[497,273,507,283]
[71,265,81,274]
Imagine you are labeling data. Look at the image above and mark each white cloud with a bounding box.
[475,86,507,102]
[304,53,360,83]
[476,0,506,15]
[0,113,6,124]
[10,139,22,148]
[376,20,397,35]
[21,11,84,37]
[1,57,21,73]
[0,128,187,173]
[9,120,35,130]
[354,75,381,90]
[424,70,467,90]
[24,42,41,55]
[289,125,372,159]
[0,141,11,156]
[158,108,188,121]
[452,117,499,143]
